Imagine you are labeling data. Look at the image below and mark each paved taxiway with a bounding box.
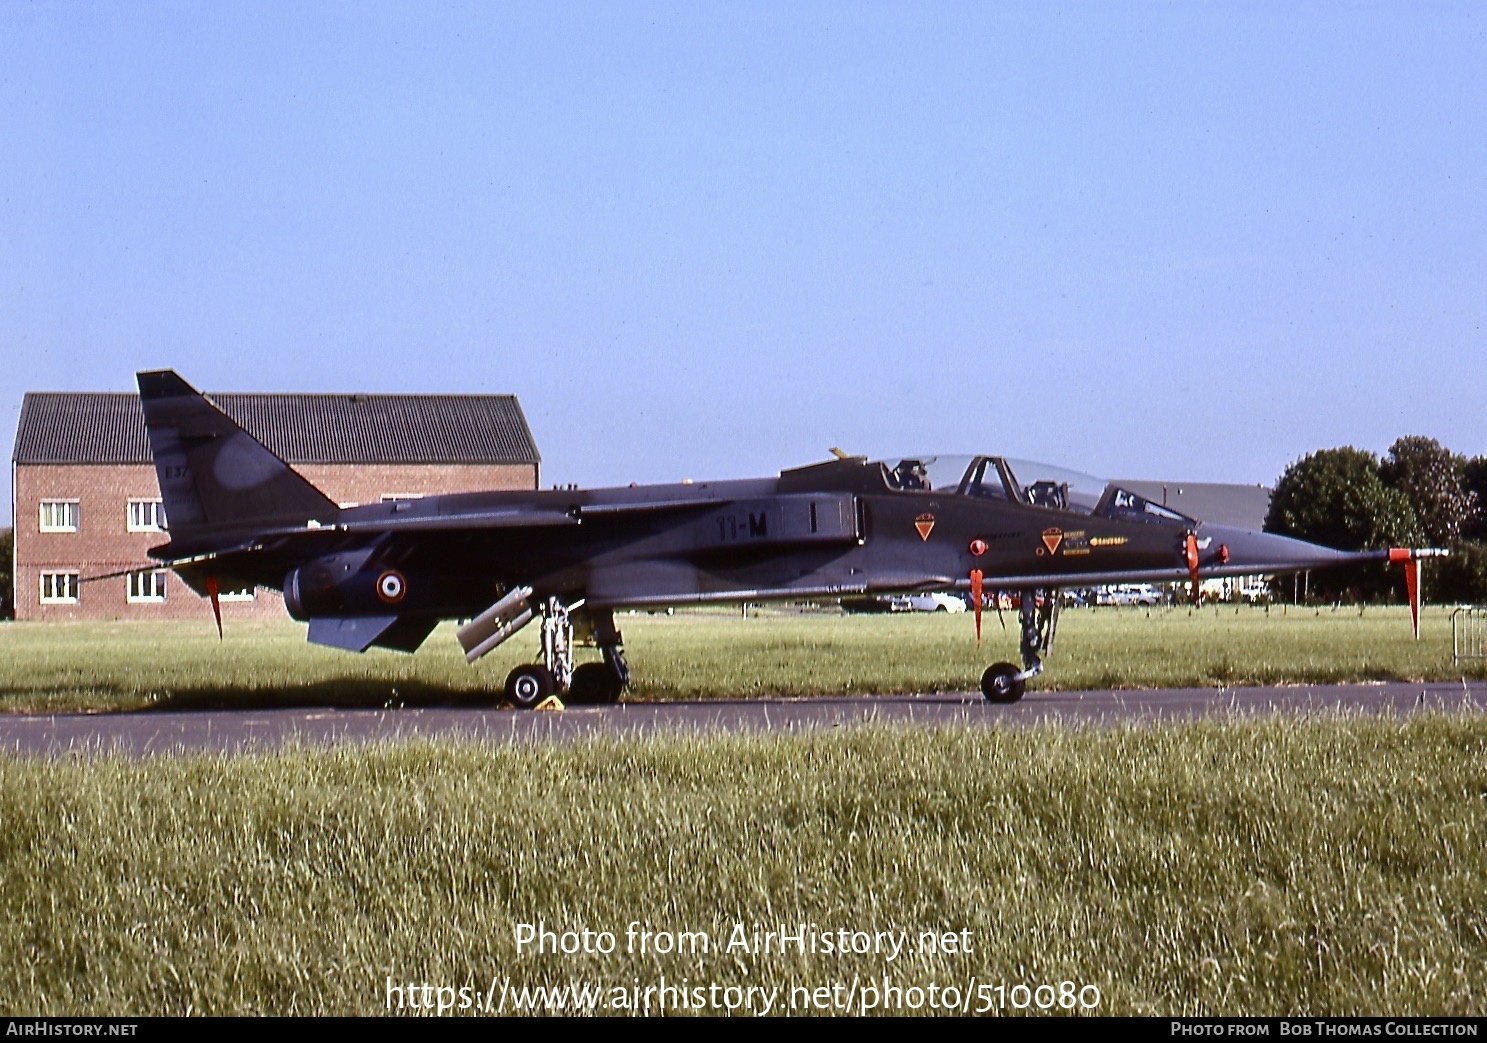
[0,682,1481,756]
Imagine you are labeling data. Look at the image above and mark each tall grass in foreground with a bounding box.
[2,717,1483,1015]
[1,605,1482,713]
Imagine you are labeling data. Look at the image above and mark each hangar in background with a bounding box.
[11,389,540,621]
[1113,479,1272,531]
[1115,478,1275,600]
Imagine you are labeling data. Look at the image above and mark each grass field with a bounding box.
[2,718,1483,1016]
[0,604,1482,713]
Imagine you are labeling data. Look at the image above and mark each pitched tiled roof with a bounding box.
[13,391,540,466]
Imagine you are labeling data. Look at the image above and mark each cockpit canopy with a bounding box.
[881,455,1195,524]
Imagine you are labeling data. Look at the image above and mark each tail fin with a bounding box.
[137,370,339,542]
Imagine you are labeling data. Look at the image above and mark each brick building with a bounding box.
[11,390,540,620]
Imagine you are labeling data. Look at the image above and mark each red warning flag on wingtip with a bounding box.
[1185,533,1201,605]
[970,569,983,647]
[206,574,223,640]
[1402,558,1421,640]
[1379,550,1427,639]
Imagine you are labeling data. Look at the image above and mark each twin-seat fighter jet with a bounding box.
[137,370,1440,706]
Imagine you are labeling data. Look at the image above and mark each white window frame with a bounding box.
[40,571,80,604]
[127,570,169,603]
[127,499,166,532]
[39,500,80,533]
[380,493,425,502]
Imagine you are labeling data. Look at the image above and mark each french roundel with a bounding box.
[376,570,407,604]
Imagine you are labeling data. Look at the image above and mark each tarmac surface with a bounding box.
[0,681,1482,756]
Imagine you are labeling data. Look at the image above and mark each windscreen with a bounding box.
[1001,459,1107,514]
[881,456,976,493]
[1095,486,1195,524]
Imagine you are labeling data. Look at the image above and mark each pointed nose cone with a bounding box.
[1198,524,1377,573]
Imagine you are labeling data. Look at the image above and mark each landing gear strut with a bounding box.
[981,589,1059,703]
[503,599,629,708]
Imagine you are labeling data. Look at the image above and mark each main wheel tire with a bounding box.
[981,662,1026,704]
[567,662,624,705]
[505,664,556,709]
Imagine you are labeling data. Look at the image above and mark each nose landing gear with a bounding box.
[980,588,1058,703]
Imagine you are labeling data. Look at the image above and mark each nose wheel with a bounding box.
[979,588,1057,704]
[981,662,1025,703]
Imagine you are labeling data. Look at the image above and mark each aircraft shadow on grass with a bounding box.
[1,679,493,713]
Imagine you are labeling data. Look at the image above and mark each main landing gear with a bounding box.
[502,599,630,709]
[980,589,1059,704]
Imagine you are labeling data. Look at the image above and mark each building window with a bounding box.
[40,500,80,532]
[40,572,80,603]
[127,571,169,603]
[218,583,256,602]
[127,499,166,532]
[380,493,425,502]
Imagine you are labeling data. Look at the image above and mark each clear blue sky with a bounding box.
[4,2,1485,526]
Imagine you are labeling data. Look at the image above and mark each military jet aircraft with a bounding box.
[136,370,1442,707]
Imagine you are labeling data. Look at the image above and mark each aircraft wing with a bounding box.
[331,498,733,533]
[174,499,732,546]
[328,508,582,534]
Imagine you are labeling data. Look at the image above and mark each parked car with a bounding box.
[1094,584,1165,606]
[902,592,967,613]
[841,593,967,613]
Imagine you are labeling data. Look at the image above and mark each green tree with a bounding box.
[0,528,11,619]
[1380,436,1475,545]
[1462,456,1487,542]
[1431,540,1487,604]
[1265,448,1422,601]
[1432,454,1487,603]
